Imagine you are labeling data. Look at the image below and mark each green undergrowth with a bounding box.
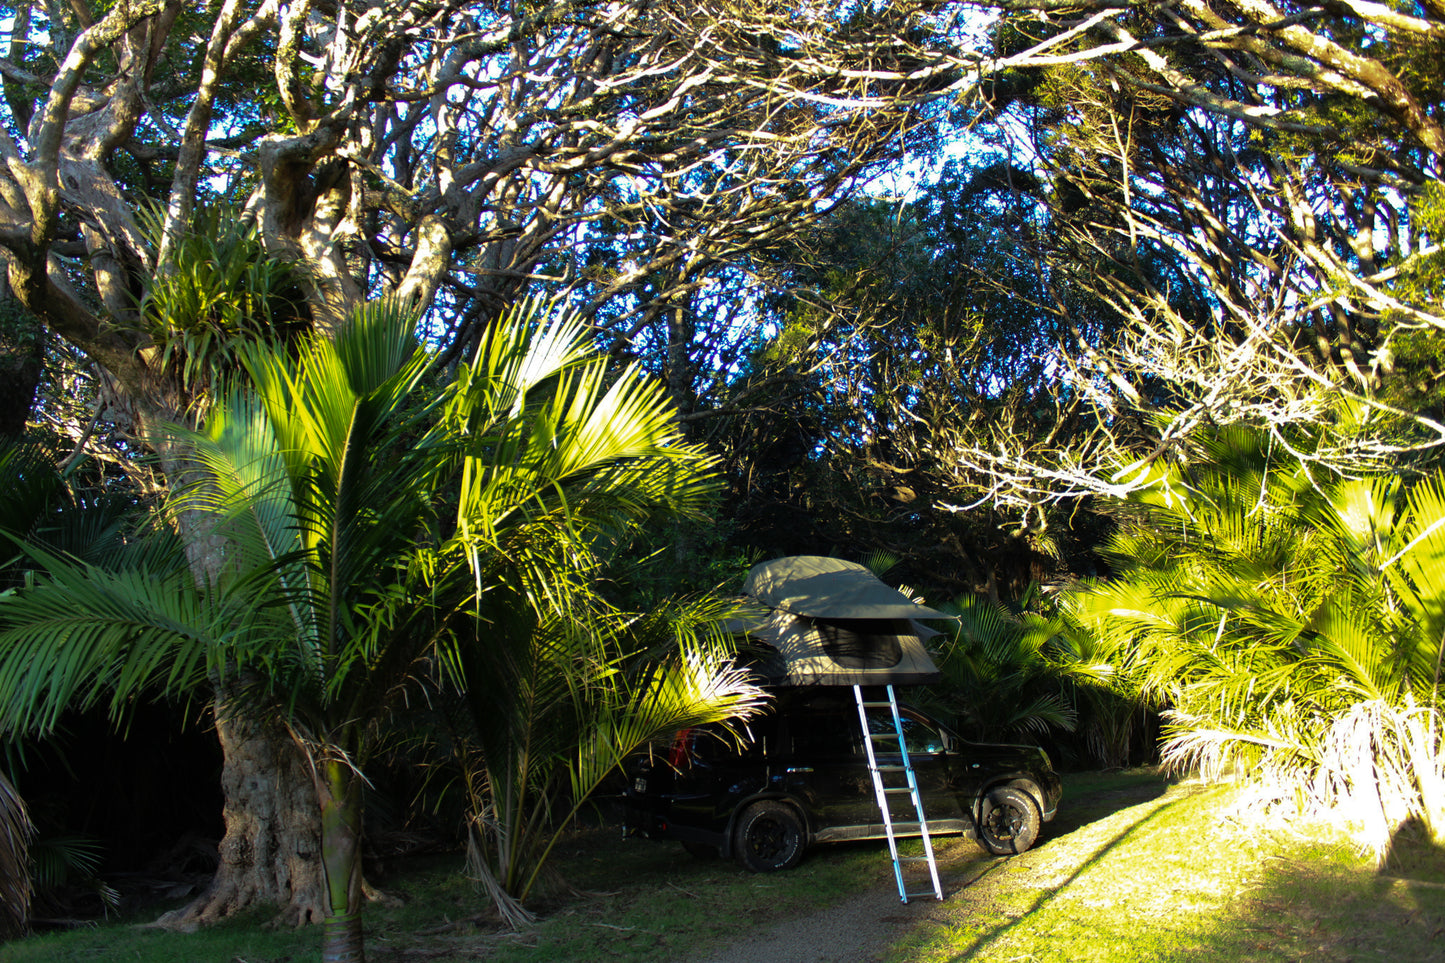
[0,820,884,963]
[6,770,1439,963]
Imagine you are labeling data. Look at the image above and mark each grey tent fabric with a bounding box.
[744,555,951,620]
[740,557,947,686]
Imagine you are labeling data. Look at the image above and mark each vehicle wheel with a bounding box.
[733,801,805,872]
[681,840,720,860]
[976,786,1041,856]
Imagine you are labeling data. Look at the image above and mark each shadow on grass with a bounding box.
[944,791,1189,960]
[1381,815,1445,884]
[910,788,1445,963]
[1044,768,1172,835]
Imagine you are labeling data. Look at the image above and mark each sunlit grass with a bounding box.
[886,781,1445,963]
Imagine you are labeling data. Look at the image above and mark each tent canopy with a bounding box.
[744,555,950,621]
[740,556,948,686]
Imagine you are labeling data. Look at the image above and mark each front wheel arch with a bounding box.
[721,793,810,857]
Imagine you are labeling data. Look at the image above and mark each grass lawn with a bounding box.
[888,776,1445,963]
[4,770,1444,962]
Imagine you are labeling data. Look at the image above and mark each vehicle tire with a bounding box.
[733,801,805,872]
[681,840,720,860]
[976,786,1041,856]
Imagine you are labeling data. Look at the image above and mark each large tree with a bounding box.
[933,0,1445,510]
[0,0,1138,922]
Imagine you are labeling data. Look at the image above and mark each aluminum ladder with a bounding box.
[853,684,943,902]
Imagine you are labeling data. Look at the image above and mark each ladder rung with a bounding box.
[867,731,900,740]
[859,701,894,708]
[883,786,914,794]
[899,856,931,862]
[904,889,942,900]
[875,764,907,772]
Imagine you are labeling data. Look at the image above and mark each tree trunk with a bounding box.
[140,428,331,929]
[155,684,327,929]
[0,285,43,439]
[0,343,40,439]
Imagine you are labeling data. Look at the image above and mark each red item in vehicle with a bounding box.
[667,729,693,769]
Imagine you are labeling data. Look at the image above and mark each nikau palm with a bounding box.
[443,594,760,925]
[0,299,761,960]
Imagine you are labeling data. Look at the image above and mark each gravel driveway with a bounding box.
[689,837,999,963]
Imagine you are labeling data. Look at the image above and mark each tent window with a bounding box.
[816,619,906,668]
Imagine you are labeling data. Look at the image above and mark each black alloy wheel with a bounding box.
[733,800,805,872]
[977,786,1042,856]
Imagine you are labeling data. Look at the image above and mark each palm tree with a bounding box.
[438,593,758,925]
[1073,425,1445,851]
[932,586,1134,763]
[0,298,762,960]
[0,435,190,939]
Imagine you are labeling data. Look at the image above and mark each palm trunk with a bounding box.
[317,757,365,963]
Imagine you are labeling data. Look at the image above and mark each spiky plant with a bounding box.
[133,202,309,396]
[1073,425,1445,853]
[933,587,1123,750]
[0,770,30,939]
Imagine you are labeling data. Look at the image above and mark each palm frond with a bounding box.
[0,770,31,938]
[0,555,222,735]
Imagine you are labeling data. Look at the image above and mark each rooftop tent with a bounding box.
[739,556,948,686]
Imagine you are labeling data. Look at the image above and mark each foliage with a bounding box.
[0,770,31,940]
[1072,425,1445,853]
[718,187,1116,597]
[930,585,1142,765]
[0,438,178,935]
[0,296,762,956]
[932,0,1445,515]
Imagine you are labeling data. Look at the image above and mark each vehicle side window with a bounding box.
[900,715,947,754]
[787,707,862,756]
[863,715,945,754]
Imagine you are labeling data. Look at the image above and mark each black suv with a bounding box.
[624,688,1062,871]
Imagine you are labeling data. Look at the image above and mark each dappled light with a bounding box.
[0,0,1441,957]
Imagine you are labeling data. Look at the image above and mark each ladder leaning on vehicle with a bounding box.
[853,684,944,903]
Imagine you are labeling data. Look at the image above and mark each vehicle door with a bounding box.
[895,710,966,826]
[780,695,877,832]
